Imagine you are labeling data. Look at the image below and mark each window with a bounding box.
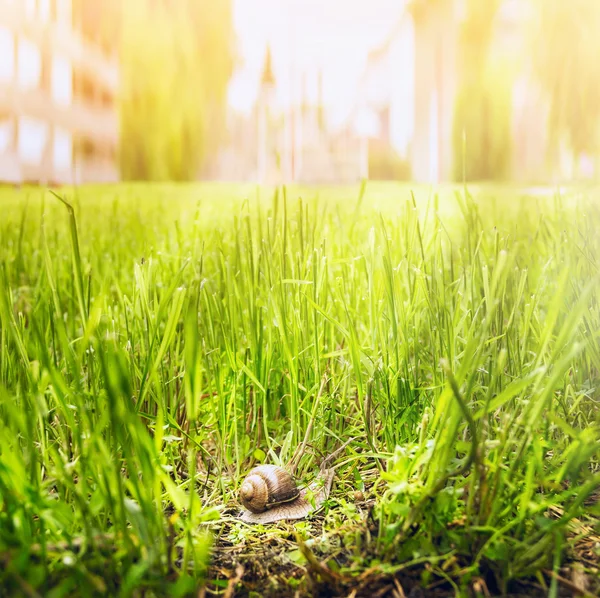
[56,0,72,27]
[0,117,14,153]
[51,55,72,106]
[454,0,467,22]
[18,116,48,164]
[17,38,42,89]
[53,127,72,170]
[39,0,51,22]
[0,27,15,82]
[24,0,37,19]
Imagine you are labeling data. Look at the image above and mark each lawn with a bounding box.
[0,182,598,597]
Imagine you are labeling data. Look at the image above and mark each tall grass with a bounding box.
[0,183,598,595]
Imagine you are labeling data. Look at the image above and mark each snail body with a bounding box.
[239,465,300,513]
[238,464,335,524]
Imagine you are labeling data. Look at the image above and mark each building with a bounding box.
[256,45,277,184]
[354,0,463,183]
[215,47,365,185]
[0,0,119,184]
[355,0,561,183]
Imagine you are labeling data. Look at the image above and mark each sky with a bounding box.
[228,0,407,128]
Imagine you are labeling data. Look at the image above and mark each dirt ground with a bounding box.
[204,503,600,598]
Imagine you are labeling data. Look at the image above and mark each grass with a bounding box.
[0,181,599,597]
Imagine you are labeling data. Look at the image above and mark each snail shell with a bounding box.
[239,465,300,514]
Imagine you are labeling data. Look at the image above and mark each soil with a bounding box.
[204,502,600,598]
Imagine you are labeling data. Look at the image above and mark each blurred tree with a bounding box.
[368,142,412,181]
[119,0,234,181]
[530,0,600,173]
[451,0,511,181]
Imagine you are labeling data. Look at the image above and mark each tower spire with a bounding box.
[261,44,275,87]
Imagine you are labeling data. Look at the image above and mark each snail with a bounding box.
[238,464,335,524]
[239,465,300,513]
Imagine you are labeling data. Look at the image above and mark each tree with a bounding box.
[530,0,600,172]
[451,0,511,181]
[119,0,234,181]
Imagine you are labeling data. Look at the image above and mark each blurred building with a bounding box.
[0,0,119,184]
[356,0,559,183]
[354,0,467,183]
[221,0,554,185]
[214,47,365,185]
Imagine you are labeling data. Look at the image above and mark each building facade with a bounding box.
[0,0,119,184]
[356,0,564,184]
[213,47,365,185]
